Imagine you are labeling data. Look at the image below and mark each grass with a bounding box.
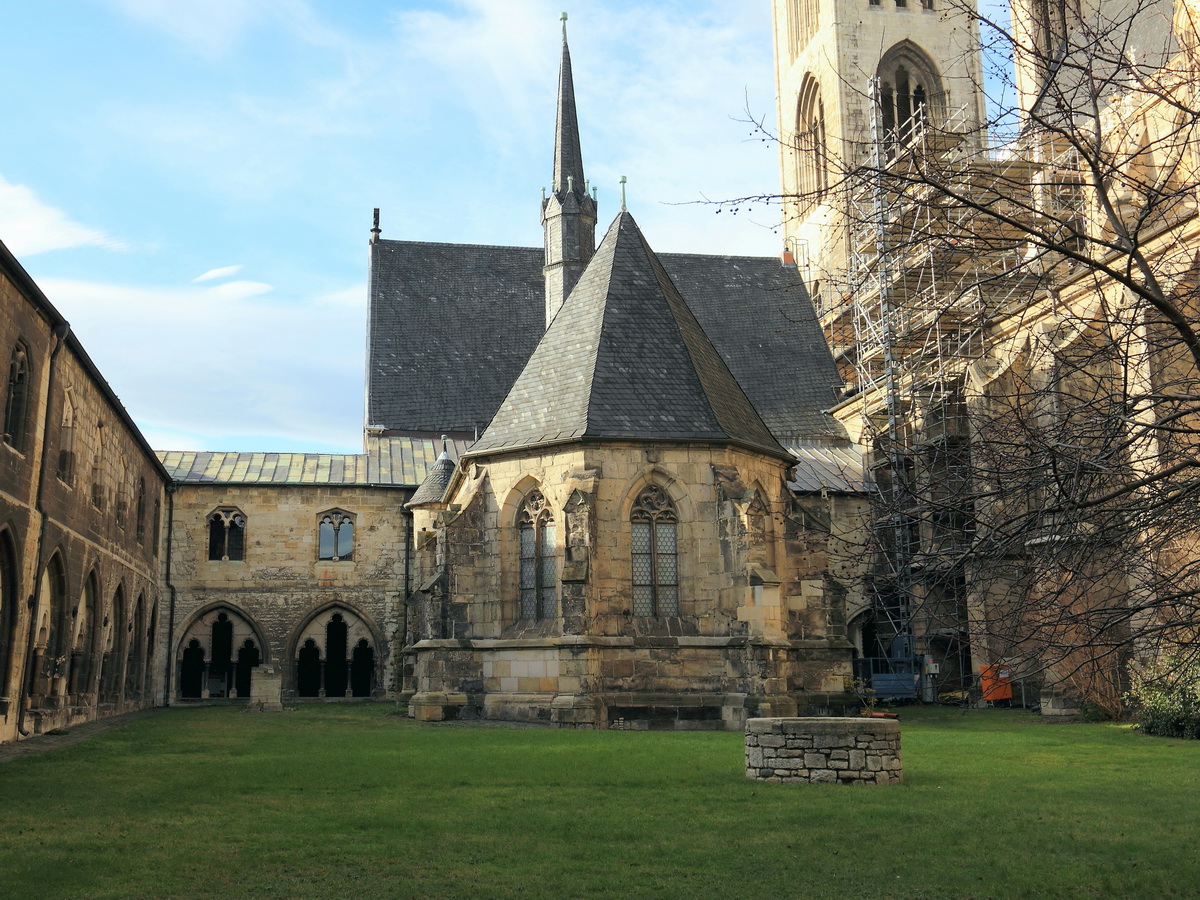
[1,704,1197,899]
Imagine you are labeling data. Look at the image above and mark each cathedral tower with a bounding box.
[542,13,597,327]
[771,0,987,302]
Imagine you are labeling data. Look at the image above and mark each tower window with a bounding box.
[208,508,246,561]
[319,510,355,561]
[518,490,556,619]
[631,485,679,616]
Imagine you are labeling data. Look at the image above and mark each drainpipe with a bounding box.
[17,322,70,736]
[162,481,177,706]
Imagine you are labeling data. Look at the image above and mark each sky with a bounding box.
[0,0,785,455]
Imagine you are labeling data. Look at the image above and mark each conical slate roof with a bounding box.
[407,449,456,507]
[468,212,788,459]
[552,18,586,199]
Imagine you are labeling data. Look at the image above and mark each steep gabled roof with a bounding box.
[365,242,845,444]
[468,212,788,459]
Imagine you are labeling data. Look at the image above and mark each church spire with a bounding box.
[542,11,596,328]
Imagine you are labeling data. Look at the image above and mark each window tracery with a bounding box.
[318,510,355,561]
[208,508,246,561]
[518,490,556,619]
[631,485,679,616]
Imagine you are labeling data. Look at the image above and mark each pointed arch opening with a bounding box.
[3,341,31,453]
[0,528,19,702]
[795,74,828,210]
[68,569,101,699]
[176,605,265,700]
[36,554,69,703]
[292,606,378,699]
[876,42,944,157]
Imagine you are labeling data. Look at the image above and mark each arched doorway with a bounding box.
[176,607,263,700]
[293,607,378,699]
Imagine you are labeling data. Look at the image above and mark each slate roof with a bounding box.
[367,239,844,444]
[467,212,788,458]
[407,450,457,506]
[552,21,586,197]
[158,436,470,487]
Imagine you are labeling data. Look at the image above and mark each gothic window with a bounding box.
[3,342,30,452]
[115,465,128,528]
[876,44,942,156]
[91,420,107,510]
[40,554,69,699]
[631,485,679,616]
[208,508,246,561]
[135,478,147,543]
[795,75,828,210]
[318,510,355,561]
[57,395,76,484]
[68,571,100,696]
[518,490,556,619]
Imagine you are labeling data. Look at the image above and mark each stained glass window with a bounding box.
[631,485,679,615]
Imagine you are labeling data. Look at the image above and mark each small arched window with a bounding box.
[3,342,30,452]
[518,490,556,619]
[208,508,246,561]
[631,485,679,616]
[57,394,77,484]
[318,510,354,561]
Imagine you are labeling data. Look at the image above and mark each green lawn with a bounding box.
[1,704,1196,899]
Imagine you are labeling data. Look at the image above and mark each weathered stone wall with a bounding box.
[745,717,902,784]
[168,482,409,701]
[1,254,167,743]
[407,441,855,727]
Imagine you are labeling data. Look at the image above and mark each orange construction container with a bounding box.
[980,664,1013,702]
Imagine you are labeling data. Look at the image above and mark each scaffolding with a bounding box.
[835,84,1055,697]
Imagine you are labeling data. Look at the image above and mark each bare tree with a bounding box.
[755,0,1200,710]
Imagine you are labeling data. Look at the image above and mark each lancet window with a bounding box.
[4,342,30,452]
[631,485,679,616]
[518,490,556,619]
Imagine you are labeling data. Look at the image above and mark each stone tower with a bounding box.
[542,13,597,327]
[771,0,987,301]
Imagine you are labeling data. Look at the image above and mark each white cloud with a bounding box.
[193,265,244,283]
[0,176,126,257]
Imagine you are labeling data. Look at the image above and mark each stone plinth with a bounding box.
[250,665,283,711]
[745,717,901,784]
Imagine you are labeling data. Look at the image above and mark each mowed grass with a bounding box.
[1,705,1197,899]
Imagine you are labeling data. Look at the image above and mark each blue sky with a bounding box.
[0,0,784,454]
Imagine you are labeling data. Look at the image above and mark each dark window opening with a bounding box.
[208,509,246,561]
[4,344,30,452]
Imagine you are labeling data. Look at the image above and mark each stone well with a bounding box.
[745,717,902,784]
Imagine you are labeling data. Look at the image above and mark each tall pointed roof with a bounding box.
[468,212,789,459]
[552,13,586,199]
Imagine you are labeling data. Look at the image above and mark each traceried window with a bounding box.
[631,485,679,616]
[4,342,30,452]
[319,510,355,561]
[795,75,828,210]
[518,490,556,619]
[208,508,246,561]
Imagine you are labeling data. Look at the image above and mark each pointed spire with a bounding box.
[542,12,597,328]
[552,12,586,200]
